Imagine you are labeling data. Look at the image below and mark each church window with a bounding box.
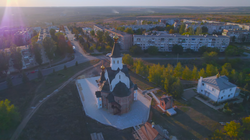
[117,60,119,64]
[119,75,121,79]
[113,60,115,64]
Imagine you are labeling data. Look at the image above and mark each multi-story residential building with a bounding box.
[133,34,230,52]
[226,22,250,31]
[197,75,240,103]
[174,22,240,34]
[122,23,165,31]
[14,29,33,44]
[93,24,132,50]
[222,29,250,43]
[82,27,93,34]
[160,18,181,25]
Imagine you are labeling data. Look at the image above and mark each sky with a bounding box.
[0,0,250,7]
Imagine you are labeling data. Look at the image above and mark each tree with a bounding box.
[198,46,207,54]
[206,64,218,76]
[188,27,194,35]
[202,26,208,33]
[179,23,186,35]
[134,59,148,77]
[195,26,202,35]
[96,30,104,42]
[182,66,192,80]
[43,37,56,66]
[174,62,183,77]
[50,29,57,42]
[172,44,183,54]
[75,61,78,66]
[22,72,29,84]
[53,68,56,73]
[191,66,199,80]
[56,34,68,56]
[6,75,13,88]
[203,51,218,63]
[33,43,43,65]
[105,45,112,52]
[122,54,133,67]
[211,129,225,140]
[224,121,244,138]
[64,65,67,70]
[148,64,164,86]
[124,27,134,34]
[169,29,175,34]
[198,68,206,78]
[0,99,20,131]
[232,36,236,43]
[166,25,174,31]
[129,45,143,55]
[90,30,95,36]
[171,78,183,98]
[0,50,10,75]
[37,69,43,79]
[225,45,243,56]
[147,46,158,55]
[230,69,238,83]
[242,116,250,131]
[11,46,23,72]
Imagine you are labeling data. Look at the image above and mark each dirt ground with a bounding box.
[18,83,134,140]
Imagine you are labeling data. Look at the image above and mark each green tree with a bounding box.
[49,29,57,42]
[242,116,250,131]
[6,75,13,88]
[122,54,133,67]
[147,46,158,55]
[43,37,56,67]
[166,25,174,31]
[211,129,225,140]
[198,68,206,78]
[172,44,183,54]
[202,26,208,33]
[11,46,23,72]
[124,27,134,34]
[188,27,194,35]
[33,43,43,65]
[22,72,29,84]
[148,64,164,86]
[203,51,218,63]
[105,45,112,52]
[179,23,186,35]
[225,45,243,56]
[134,59,148,77]
[0,50,10,75]
[171,78,183,98]
[90,30,95,36]
[182,66,192,80]
[169,29,175,34]
[198,46,207,54]
[129,45,143,55]
[191,66,199,80]
[0,99,20,131]
[230,69,238,83]
[206,64,218,76]
[37,69,43,79]
[195,26,202,35]
[174,62,183,77]
[96,30,104,42]
[224,121,244,138]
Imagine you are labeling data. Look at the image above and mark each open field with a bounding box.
[19,83,134,140]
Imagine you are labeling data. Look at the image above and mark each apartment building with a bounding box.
[133,34,230,52]
[122,23,165,31]
[160,18,181,25]
[82,27,93,34]
[93,24,132,50]
[222,29,250,43]
[14,29,33,44]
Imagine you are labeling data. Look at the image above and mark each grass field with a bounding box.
[129,71,155,90]
[19,83,134,140]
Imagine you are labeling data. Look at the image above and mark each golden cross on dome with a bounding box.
[113,35,119,43]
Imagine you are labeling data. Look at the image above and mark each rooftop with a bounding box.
[202,75,237,90]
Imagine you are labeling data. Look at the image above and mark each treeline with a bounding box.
[123,54,250,98]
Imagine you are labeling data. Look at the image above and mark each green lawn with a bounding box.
[129,71,155,90]
[152,98,236,139]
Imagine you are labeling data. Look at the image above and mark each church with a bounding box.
[95,36,138,115]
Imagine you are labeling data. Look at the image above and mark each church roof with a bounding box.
[97,70,106,84]
[95,91,102,98]
[99,80,110,92]
[106,65,130,83]
[110,42,121,58]
[112,81,131,97]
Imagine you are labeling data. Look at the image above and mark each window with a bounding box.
[230,88,232,91]
[117,60,119,64]
[228,95,230,97]
[201,90,203,92]
[119,75,121,79]
[223,90,225,93]
[221,96,223,99]
[202,83,204,86]
[162,102,164,106]
[113,60,115,64]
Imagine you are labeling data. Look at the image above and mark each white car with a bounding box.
[106,53,111,57]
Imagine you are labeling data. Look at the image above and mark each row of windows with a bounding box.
[113,60,120,64]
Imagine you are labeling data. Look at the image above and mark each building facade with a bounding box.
[197,75,239,103]
[95,37,138,115]
[222,29,250,43]
[122,23,165,31]
[133,34,230,52]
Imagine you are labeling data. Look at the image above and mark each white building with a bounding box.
[197,75,240,103]
[133,34,230,52]
[122,23,165,31]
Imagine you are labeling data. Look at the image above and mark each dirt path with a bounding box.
[10,61,102,140]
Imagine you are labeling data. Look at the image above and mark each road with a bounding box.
[10,60,103,140]
[0,26,106,90]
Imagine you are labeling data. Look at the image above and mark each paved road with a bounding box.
[10,61,102,140]
[0,27,106,90]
